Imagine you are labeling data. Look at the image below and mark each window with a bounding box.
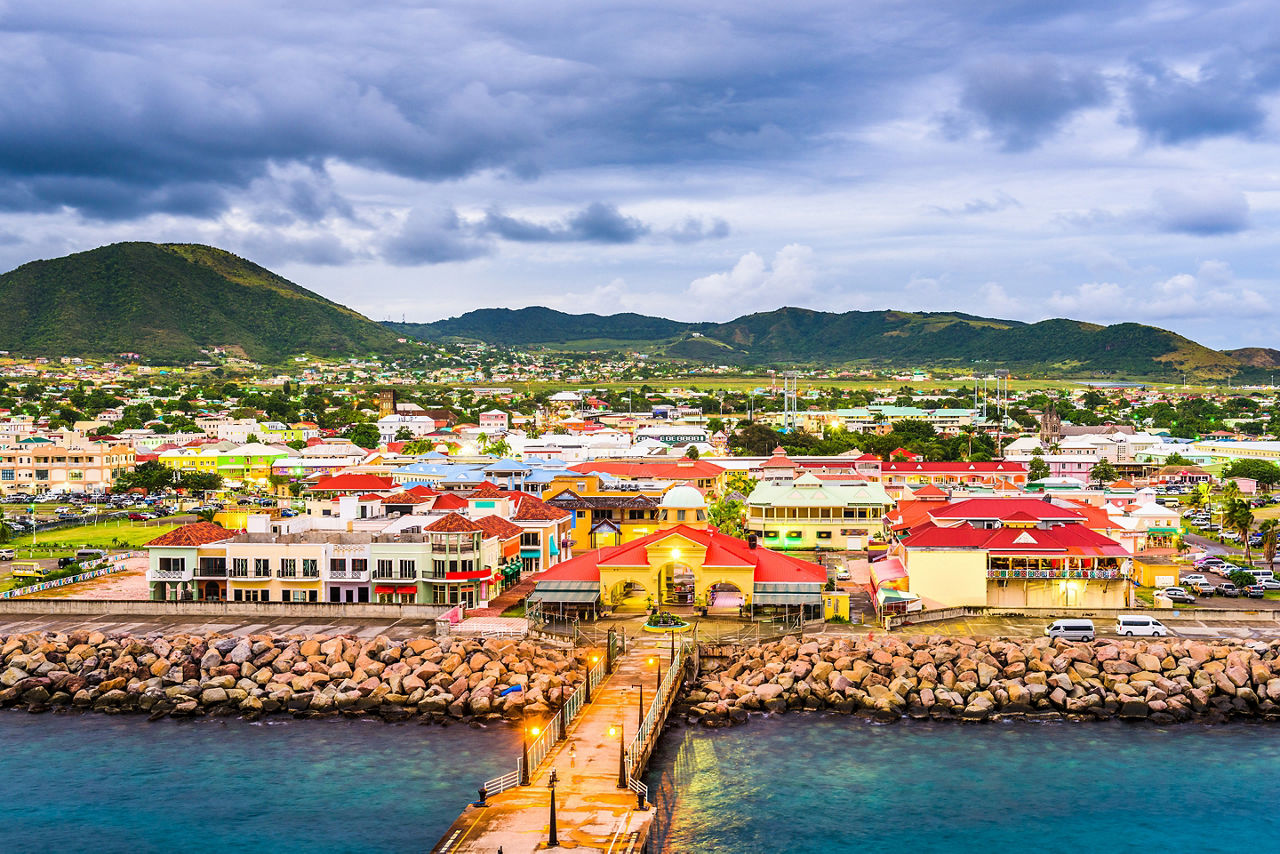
[787,530,802,538]
[330,558,346,573]
[399,559,416,579]
[278,558,297,578]
[351,559,368,574]
[235,588,270,602]
[158,557,185,573]
[374,559,393,579]
[520,532,539,547]
[0,470,11,481]
[816,531,832,540]
[231,558,248,577]
[254,558,270,578]
[676,510,687,521]
[302,559,318,578]
[433,559,446,578]
[763,531,778,538]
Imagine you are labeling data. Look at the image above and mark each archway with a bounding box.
[203,581,222,601]
[701,580,746,615]
[607,578,652,612]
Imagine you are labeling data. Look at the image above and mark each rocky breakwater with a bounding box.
[0,630,589,722]
[686,635,1280,725]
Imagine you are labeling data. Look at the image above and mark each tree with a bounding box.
[1089,459,1119,488]
[345,422,380,450]
[684,445,700,460]
[394,426,413,441]
[1027,449,1051,482]
[181,472,224,493]
[1259,519,1279,566]
[195,508,217,523]
[1224,459,1280,489]
[706,417,724,434]
[723,472,758,498]
[1224,498,1255,565]
[1164,452,1190,466]
[401,438,433,455]
[707,497,745,538]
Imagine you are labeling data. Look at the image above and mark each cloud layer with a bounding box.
[0,2,1278,347]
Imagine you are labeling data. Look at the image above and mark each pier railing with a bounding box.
[624,638,692,800]
[481,652,608,799]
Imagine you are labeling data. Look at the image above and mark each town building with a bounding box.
[745,472,894,550]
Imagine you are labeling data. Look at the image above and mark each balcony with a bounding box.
[328,569,370,581]
[196,563,227,577]
[148,569,189,581]
[277,570,298,579]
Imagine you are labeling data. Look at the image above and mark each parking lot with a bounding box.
[903,612,1280,641]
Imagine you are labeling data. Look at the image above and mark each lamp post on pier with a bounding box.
[547,768,559,847]
[612,724,626,788]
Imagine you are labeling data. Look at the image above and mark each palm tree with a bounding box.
[1224,498,1255,565]
[1259,519,1279,566]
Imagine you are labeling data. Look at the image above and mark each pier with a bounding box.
[433,633,691,853]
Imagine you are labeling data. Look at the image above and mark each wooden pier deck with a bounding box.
[433,636,681,853]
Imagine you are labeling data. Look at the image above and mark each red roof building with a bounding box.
[309,473,396,494]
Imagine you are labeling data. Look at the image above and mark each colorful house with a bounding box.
[745,473,894,550]
[530,486,827,619]
[145,522,236,601]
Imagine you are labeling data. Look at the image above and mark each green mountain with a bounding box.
[0,242,403,362]
[391,306,1250,379]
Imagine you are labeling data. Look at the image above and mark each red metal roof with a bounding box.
[310,473,396,492]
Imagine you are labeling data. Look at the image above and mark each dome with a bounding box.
[660,485,707,509]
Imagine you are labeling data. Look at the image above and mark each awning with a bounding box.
[753,581,823,606]
[529,579,601,605]
[396,585,416,594]
[528,589,601,604]
[374,585,395,594]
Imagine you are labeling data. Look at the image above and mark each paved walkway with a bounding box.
[434,636,670,853]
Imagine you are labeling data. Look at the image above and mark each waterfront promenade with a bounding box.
[434,637,675,853]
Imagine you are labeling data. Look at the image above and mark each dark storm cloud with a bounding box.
[481,204,726,245]
[1151,186,1251,235]
[953,58,1108,151]
[1124,56,1270,145]
[382,208,493,266]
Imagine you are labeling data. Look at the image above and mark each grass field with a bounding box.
[4,520,180,560]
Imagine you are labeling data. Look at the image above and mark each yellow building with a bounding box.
[530,487,827,619]
[894,497,1130,610]
[543,473,668,549]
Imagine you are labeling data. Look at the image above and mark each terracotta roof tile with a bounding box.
[145,522,234,547]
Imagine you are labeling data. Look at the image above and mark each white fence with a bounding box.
[0,551,141,600]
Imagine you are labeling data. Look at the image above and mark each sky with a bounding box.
[1,1,1278,348]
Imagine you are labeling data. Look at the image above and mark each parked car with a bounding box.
[1162,587,1196,604]
[1116,614,1169,636]
[127,512,146,521]
[0,548,14,561]
[1245,585,1266,599]
[1218,582,1240,598]
[1182,573,1209,586]
[835,566,850,580]
[1045,619,1096,641]
[1189,581,1216,597]
[1259,580,1280,591]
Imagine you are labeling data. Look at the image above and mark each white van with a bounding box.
[1115,614,1168,637]
[1248,569,1275,583]
[1045,619,1095,641]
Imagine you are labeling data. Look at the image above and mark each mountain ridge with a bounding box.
[387,306,1251,379]
[0,242,404,362]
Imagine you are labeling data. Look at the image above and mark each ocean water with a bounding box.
[0,711,518,854]
[5,710,1278,854]
[645,715,1280,854]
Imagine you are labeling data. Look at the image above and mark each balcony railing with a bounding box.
[195,564,227,577]
[302,569,319,578]
[228,568,249,578]
[278,569,298,578]
[149,569,188,580]
[328,569,369,580]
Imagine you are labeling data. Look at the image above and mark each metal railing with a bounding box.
[479,652,608,799]
[625,638,691,790]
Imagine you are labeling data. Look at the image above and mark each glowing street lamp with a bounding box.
[611,724,626,788]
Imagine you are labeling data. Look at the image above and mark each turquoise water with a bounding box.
[0,712,517,854]
[5,711,1278,853]
[645,716,1280,854]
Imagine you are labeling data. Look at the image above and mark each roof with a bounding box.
[568,459,725,480]
[474,515,523,539]
[928,498,1085,523]
[535,524,826,586]
[310,473,396,492]
[883,461,1027,474]
[424,512,484,533]
[145,522,235,547]
[900,519,1128,556]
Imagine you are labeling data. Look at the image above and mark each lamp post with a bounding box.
[586,654,600,703]
[605,628,616,673]
[521,710,540,786]
[611,724,626,788]
[547,768,559,847]
[635,681,643,731]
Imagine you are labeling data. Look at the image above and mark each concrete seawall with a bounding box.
[0,599,450,621]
